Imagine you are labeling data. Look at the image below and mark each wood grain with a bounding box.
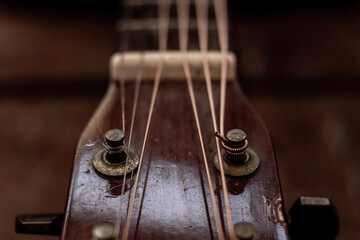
[61,80,288,239]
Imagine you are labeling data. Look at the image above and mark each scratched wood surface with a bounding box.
[61,80,288,239]
[4,2,360,240]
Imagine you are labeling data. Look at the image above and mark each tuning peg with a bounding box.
[214,129,260,176]
[15,213,63,236]
[288,196,339,240]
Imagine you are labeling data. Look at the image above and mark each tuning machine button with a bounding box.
[288,196,339,240]
[15,213,63,236]
[214,129,260,177]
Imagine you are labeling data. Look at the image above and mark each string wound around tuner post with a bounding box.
[214,129,260,177]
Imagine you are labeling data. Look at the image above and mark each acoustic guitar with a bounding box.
[15,0,339,239]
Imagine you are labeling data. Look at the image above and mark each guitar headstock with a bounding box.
[57,49,288,239]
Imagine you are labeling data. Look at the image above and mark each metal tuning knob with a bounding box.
[93,129,139,177]
[214,129,260,177]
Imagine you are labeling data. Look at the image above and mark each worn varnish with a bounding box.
[61,80,288,239]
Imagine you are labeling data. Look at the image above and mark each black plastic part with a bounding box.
[15,213,63,236]
[288,196,339,240]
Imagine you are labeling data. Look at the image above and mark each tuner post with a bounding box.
[93,129,139,177]
[104,129,127,163]
[214,129,260,177]
[215,129,249,164]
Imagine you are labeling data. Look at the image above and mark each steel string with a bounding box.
[213,0,228,136]
[114,52,145,239]
[121,1,170,239]
[176,0,225,239]
[195,0,236,239]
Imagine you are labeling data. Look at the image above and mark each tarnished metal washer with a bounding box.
[93,148,139,177]
[214,148,260,177]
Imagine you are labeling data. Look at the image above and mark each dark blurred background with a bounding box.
[0,0,359,239]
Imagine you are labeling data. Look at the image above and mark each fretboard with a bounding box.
[117,0,220,51]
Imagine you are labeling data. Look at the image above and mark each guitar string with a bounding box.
[121,56,126,133]
[128,53,145,183]
[195,0,236,239]
[114,52,145,239]
[176,0,225,239]
[114,53,125,239]
[213,0,228,136]
[113,50,127,238]
[213,0,237,238]
[121,1,170,239]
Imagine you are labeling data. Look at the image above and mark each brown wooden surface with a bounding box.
[60,81,288,239]
[2,92,359,240]
[1,2,360,240]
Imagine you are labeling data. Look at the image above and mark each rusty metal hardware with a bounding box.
[214,129,260,177]
[215,129,249,164]
[103,129,127,163]
[93,129,139,177]
[288,196,339,240]
[15,213,63,236]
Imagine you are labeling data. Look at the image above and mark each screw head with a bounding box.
[234,222,255,240]
[226,129,246,145]
[91,222,114,240]
[105,129,125,148]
